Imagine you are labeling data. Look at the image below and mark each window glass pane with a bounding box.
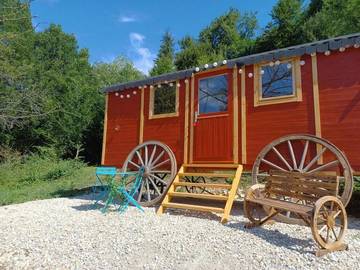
[154,83,176,115]
[199,75,228,114]
[261,62,294,99]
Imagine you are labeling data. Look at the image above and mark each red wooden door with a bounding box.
[192,71,233,163]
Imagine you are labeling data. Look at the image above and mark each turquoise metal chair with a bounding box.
[93,166,144,213]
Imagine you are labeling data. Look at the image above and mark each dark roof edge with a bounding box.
[103,32,360,93]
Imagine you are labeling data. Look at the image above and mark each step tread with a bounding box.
[179,172,235,178]
[168,192,228,201]
[183,164,240,168]
[173,182,233,189]
[162,202,224,213]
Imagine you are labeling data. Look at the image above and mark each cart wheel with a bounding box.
[122,141,177,206]
[243,184,273,225]
[252,134,353,225]
[184,176,206,193]
[311,196,347,250]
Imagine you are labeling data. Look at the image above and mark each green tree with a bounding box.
[255,0,304,52]
[302,0,360,41]
[150,31,176,76]
[175,8,258,70]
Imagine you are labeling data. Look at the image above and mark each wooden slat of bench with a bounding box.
[268,182,337,197]
[269,176,338,190]
[269,170,338,183]
[266,188,321,202]
[247,197,313,215]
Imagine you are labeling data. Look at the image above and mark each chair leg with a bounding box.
[120,189,144,213]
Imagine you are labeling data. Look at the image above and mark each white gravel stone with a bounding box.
[0,195,360,270]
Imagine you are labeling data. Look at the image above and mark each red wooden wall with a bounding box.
[317,48,360,171]
[104,88,140,167]
[143,80,186,166]
[104,48,360,171]
[244,55,316,166]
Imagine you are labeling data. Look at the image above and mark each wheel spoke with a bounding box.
[272,146,293,171]
[144,146,148,166]
[151,170,171,174]
[149,173,168,186]
[149,150,165,168]
[152,158,170,170]
[299,140,309,170]
[148,176,161,195]
[303,147,327,172]
[287,141,297,169]
[145,178,151,201]
[318,224,327,234]
[326,228,330,242]
[261,159,287,171]
[129,160,140,169]
[148,145,157,168]
[135,150,145,166]
[331,227,338,241]
[333,210,342,219]
[137,180,145,202]
[307,160,340,174]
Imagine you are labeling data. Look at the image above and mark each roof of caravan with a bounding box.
[103,32,360,93]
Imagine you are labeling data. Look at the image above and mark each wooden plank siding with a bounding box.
[245,55,316,167]
[317,48,360,171]
[142,79,186,166]
[104,89,141,167]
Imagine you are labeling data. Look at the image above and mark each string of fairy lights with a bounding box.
[113,43,359,98]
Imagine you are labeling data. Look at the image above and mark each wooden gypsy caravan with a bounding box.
[101,33,360,229]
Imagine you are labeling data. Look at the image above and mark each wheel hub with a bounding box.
[327,215,335,228]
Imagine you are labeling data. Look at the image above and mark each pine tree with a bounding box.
[150,31,175,76]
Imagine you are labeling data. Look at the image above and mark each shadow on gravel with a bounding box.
[225,222,314,254]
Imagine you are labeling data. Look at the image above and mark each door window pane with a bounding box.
[199,75,228,114]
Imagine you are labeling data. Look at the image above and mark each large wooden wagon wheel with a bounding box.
[122,141,177,207]
[311,196,347,253]
[252,134,353,224]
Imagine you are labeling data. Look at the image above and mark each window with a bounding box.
[254,58,302,107]
[199,74,228,114]
[149,81,179,119]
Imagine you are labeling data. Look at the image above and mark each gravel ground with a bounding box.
[0,196,360,270]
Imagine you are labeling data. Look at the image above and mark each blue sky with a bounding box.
[31,0,279,74]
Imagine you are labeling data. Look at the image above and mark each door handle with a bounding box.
[194,111,199,126]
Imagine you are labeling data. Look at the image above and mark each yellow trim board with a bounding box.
[139,87,145,144]
[101,93,109,165]
[241,66,247,164]
[232,65,239,164]
[311,54,323,164]
[183,79,190,164]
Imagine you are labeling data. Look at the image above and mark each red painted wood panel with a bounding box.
[143,80,186,165]
[317,48,360,170]
[104,89,140,167]
[245,55,316,166]
[193,69,233,162]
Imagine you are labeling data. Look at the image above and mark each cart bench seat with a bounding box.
[246,197,313,215]
[244,170,348,256]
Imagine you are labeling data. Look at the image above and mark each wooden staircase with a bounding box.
[157,164,243,223]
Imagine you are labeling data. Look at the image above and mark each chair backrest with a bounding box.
[95,166,117,176]
[265,170,339,203]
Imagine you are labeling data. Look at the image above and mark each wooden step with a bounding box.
[168,192,228,201]
[183,164,239,168]
[174,182,232,189]
[179,172,235,178]
[162,202,224,213]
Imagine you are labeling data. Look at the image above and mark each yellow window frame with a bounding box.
[149,81,179,119]
[254,57,302,107]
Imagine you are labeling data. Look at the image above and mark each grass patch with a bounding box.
[0,153,96,206]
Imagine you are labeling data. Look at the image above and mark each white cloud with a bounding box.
[119,15,137,23]
[128,33,155,74]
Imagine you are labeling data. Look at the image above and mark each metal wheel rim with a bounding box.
[252,134,353,224]
[122,141,177,206]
